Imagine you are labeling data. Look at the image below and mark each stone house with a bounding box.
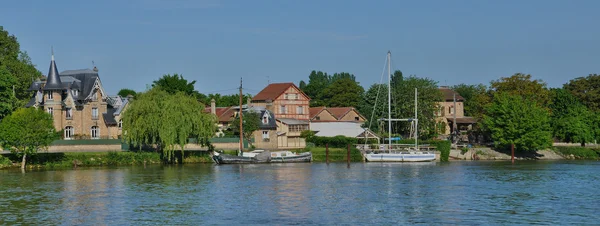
[26,54,125,140]
[435,86,476,136]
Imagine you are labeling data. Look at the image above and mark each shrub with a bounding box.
[554,146,599,160]
[435,140,451,162]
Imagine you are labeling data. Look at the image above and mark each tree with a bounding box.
[0,108,57,169]
[117,88,137,98]
[300,70,330,107]
[152,74,197,96]
[391,75,441,139]
[359,84,388,133]
[483,93,552,152]
[0,66,18,120]
[0,27,42,104]
[231,111,261,147]
[121,88,216,162]
[451,83,488,117]
[489,73,550,107]
[321,78,364,107]
[564,74,600,112]
[549,88,594,145]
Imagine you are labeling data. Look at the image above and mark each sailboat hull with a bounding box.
[364,152,436,162]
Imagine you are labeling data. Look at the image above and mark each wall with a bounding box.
[272,87,310,120]
[339,110,366,122]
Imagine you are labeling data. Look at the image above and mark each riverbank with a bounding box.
[449,146,600,160]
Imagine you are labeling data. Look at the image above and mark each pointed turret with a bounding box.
[43,51,63,90]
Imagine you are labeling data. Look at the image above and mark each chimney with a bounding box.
[265,99,273,112]
[93,66,98,72]
[210,99,216,114]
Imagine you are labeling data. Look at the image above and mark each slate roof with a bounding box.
[43,56,62,90]
[252,83,310,101]
[103,108,118,125]
[439,87,464,102]
[278,118,309,125]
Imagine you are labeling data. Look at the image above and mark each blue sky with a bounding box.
[1,0,598,96]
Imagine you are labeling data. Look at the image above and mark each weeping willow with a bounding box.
[121,88,216,162]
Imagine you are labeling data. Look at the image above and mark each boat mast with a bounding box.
[415,88,418,150]
[387,51,392,151]
[239,77,244,156]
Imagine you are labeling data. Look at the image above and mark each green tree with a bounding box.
[300,70,330,107]
[117,88,137,98]
[549,88,594,145]
[0,107,57,169]
[564,74,600,112]
[359,84,388,133]
[231,111,261,147]
[483,93,552,152]
[392,75,441,139]
[321,78,365,107]
[0,66,18,120]
[490,73,550,107]
[121,88,216,162]
[0,27,42,104]
[451,83,488,117]
[152,74,197,96]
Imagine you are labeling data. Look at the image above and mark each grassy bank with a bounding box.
[553,146,600,160]
[0,151,217,169]
[299,147,363,162]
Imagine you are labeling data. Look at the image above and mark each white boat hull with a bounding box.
[364,152,436,162]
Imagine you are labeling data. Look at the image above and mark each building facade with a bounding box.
[435,86,476,137]
[26,54,125,140]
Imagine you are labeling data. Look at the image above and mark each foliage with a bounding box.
[121,88,216,162]
[451,83,488,117]
[483,93,552,152]
[436,140,451,162]
[549,88,594,144]
[321,78,364,107]
[231,111,261,146]
[391,75,441,139]
[200,93,253,107]
[553,146,599,160]
[299,147,363,162]
[564,74,600,112]
[489,73,550,107]
[117,88,137,98]
[0,27,42,103]
[0,155,12,168]
[0,107,57,168]
[300,71,362,107]
[152,74,197,96]
[305,135,359,148]
[359,84,388,133]
[300,130,316,140]
[0,66,18,120]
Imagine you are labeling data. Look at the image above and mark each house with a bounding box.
[251,83,310,148]
[25,54,124,140]
[309,107,379,141]
[435,86,477,137]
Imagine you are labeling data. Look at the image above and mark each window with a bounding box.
[262,131,269,140]
[284,94,289,99]
[92,107,98,120]
[355,117,360,121]
[91,126,99,139]
[315,116,320,120]
[297,106,303,114]
[66,108,72,119]
[64,126,74,139]
[280,105,286,114]
[47,91,53,100]
[289,124,308,132]
[118,120,123,129]
[72,90,78,96]
[262,115,268,124]
[449,106,454,115]
[92,90,98,101]
[46,107,53,117]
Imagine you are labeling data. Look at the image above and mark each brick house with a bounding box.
[435,86,476,136]
[251,83,310,148]
[26,54,125,140]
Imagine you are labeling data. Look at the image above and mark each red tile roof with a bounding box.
[252,82,309,101]
[217,107,237,122]
[439,87,464,102]
[309,107,326,119]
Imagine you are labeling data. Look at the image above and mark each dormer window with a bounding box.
[47,91,53,100]
[72,89,78,96]
[262,114,269,124]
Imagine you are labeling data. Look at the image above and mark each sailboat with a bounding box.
[363,51,436,162]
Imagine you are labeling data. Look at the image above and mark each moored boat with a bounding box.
[243,150,312,163]
[212,150,271,164]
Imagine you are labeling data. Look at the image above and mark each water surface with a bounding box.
[1,161,598,225]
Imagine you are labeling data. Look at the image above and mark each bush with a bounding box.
[0,155,12,168]
[435,140,451,162]
[554,146,599,160]
[306,135,358,148]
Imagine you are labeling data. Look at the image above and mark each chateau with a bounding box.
[26,54,127,140]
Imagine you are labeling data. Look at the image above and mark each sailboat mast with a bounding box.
[239,77,244,155]
[415,88,418,150]
[387,51,392,150]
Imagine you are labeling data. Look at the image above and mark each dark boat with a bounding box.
[243,150,312,163]
[212,150,271,164]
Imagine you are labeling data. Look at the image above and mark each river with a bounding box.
[1,161,598,225]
